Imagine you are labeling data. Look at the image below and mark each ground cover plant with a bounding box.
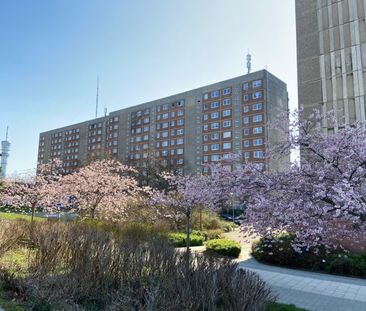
[0,220,275,310]
[206,238,242,258]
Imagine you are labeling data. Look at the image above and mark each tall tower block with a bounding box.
[1,127,10,178]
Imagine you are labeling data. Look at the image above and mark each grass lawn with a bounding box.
[0,212,45,222]
[266,302,308,311]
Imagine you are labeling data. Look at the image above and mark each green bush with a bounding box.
[167,232,204,247]
[252,235,366,278]
[206,239,241,258]
[266,302,308,311]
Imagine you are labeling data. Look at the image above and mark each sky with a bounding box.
[0,0,297,176]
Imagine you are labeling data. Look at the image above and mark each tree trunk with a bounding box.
[31,204,35,222]
[185,210,191,272]
[199,209,202,232]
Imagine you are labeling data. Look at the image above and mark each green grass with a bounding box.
[266,302,308,311]
[0,212,45,222]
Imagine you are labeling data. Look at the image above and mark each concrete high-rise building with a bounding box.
[296,0,366,130]
[0,127,10,178]
[38,70,289,174]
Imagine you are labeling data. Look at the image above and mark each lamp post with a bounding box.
[230,192,235,224]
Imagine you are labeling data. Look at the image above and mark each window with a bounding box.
[211,144,220,151]
[223,142,231,149]
[243,140,250,147]
[156,141,160,148]
[253,114,263,122]
[222,109,231,117]
[243,105,249,113]
[135,136,142,142]
[171,139,175,146]
[222,98,231,105]
[211,111,219,119]
[176,158,184,165]
[253,91,262,99]
[136,111,142,117]
[157,114,161,121]
[170,120,175,127]
[163,113,168,119]
[203,145,209,152]
[170,129,175,136]
[211,122,219,129]
[177,138,184,145]
[203,156,208,163]
[252,80,262,88]
[243,83,249,90]
[223,153,231,160]
[162,122,169,128]
[162,141,168,147]
[203,135,208,142]
[243,94,249,101]
[170,149,175,155]
[143,126,149,132]
[243,128,250,135]
[222,87,231,95]
[254,150,264,158]
[211,90,219,98]
[144,117,150,123]
[211,133,219,140]
[177,129,184,135]
[211,154,220,161]
[253,139,263,146]
[203,93,209,100]
[170,111,175,118]
[252,103,263,111]
[162,104,169,110]
[136,128,142,134]
[223,131,231,139]
[222,120,231,128]
[177,109,184,116]
[203,124,208,131]
[162,131,168,138]
[203,167,209,174]
[244,151,250,159]
[144,108,150,115]
[177,119,184,126]
[143,135,149,141]
[135,153,141,159]
[177,148,184,155]
[203,104,209,110]
[211,101,220,109]
[162,150,168,157]
[253,126,263,134]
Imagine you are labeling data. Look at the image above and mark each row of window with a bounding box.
[156,109,184,120]
[64,154,79,160]
[65,128,80,135]
[203,131,232,141]
[203,142,232,152]
[243,91,263,101]
[203,98,231,110]
[244,126,263,135]
[107,132,118,139]
[156,148,184,156]
[203,120,232,131]
[203,109,231,120]
[64,134,80,141]
[65,141,79,147]
[106,140,118,147]
[156,138,184,148]
[130,135,149,143]
[243,139,264,147]
[133,109,150,118]
[203,87,232,100]
[156,100,184,112]
[108,116,119,123]
[132,117,150,126]
[156,129,184,138]
[63,161,78,167]
[51,138,62,144]
[89,129,102,137]
[156,119,184,129]
[243,103,263,112]
[88,144,102,151]
[130,143,149,151]
[243,114,263,124]
[89,122,103,130]
[243,80,262,90]
[52,132,63,138]
[132,126,149,135]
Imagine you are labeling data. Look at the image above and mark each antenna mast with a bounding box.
[246,52,252,74]
[95,76,99,118]
[5,126,8,141]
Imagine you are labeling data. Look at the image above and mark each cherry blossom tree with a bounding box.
[0,160,64,222]
[60,159,140,221]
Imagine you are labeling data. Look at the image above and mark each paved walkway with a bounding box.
[238,258,366,311]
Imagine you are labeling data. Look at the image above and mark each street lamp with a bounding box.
[230,192,235,224]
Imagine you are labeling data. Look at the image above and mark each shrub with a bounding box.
[203,229,223,240]
[0,222,274,310]
[253,235,366,278]
[168,232,204,247]
[206,239,241,258]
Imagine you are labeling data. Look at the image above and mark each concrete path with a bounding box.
[238,258,366,311]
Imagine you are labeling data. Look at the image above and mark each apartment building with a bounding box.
[38,70,289,175]
[296,0,366,130]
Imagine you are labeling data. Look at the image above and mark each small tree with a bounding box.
[60,159,140,221]
[0,160,63,222]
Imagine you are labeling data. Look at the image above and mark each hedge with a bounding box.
[167,232,204,247]
[206,239,241,258]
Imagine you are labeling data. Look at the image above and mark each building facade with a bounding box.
[38,70,289,174]
[296,0,366,130]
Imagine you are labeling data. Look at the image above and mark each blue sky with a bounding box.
[0,0,297,175]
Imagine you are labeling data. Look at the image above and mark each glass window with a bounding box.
[203,93,209,100]
[203,124,208,131]
[203,145,209,152]
[203,156,208,163]
[244,151,250,159]
[177,129,184,135]
[203,134,208,141]
[211,154,220,161]
[211,144,220,151]
[170,120,175,127]
[203,104,209,110]
[171,139,175,146]
[162,122,169,128]
[252,80,262,88]
[243,94,249,101]
[144,117,150,123]
[211,133,219,140]
[243,128,250,136]
[211,122,220,129]
[170,129,175,136]
[223,142,231,149]
[143,126,149,132]
[252,91,262,99]
[211,111,219,119]
[253,138,263,146]
[243,117,249,124]
[162,104,169,110]
[222,109,231,117]
[253,127,263,134]
[162,150,168,156]
[211,101,220,109]
[243,83,249,90]
[243,105,249,113]
[162,131,168,138]
[177,148,184,155]
[177,138,184,145]
[222,98,231,106]
[222,120,231,128]
[177,119,184,126]
[176,158,184,165]
[162,141,168,147]
[177,109,184,116]
[254,150,264,158]
[170,111,175,118]
[211,90,219,98]
[252,103,263,111]
[163,113,168,119]
[223,131,231,138]
[143,135,149,141]
[243,140,250,147]
[222,87,231,95]
[253,114,263,122]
